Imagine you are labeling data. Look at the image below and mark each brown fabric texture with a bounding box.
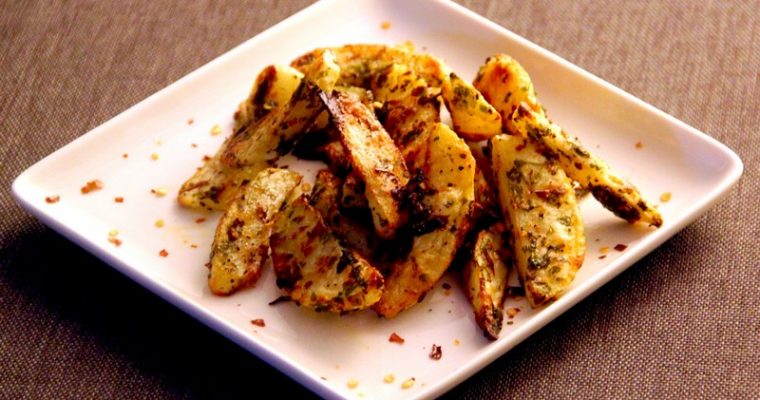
[1,0,758,398]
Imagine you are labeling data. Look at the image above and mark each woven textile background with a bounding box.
[1,1,758,398]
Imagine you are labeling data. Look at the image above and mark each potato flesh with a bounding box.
[322,90,410,239]
[473,54,542,133]
[270,194,384,313]
[373,123,475,318]
[208,168,302,295]
[234,65,305,134]
[490,134,585,307]
[441,71,502,141]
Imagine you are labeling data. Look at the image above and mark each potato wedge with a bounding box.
[208,168,302,295]
[270,193,384,313]
[321,90,410,239]
[371,63,441,169]
[473,54,542,133]
[490,134,585,307]
[374,123,475,318]
[234,64,304,134]
[222,49,340,168]
[511,104,663,227]
[441,71,502,141]
[311,170,380,260]
[340,173,369,211]
[463,223,512,339]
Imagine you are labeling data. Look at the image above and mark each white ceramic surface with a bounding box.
[12,0,743,399]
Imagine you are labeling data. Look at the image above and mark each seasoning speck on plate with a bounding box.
[383,374,395,384]
[660,192,672,202]
[151,187,168,197]
[187,118,194,125]
[114,196,124,203]
[401,377,415,389]
[429,344,442,360]
[107,230,122,247]
[614,244,628,252]
[159,249,169,257]
[347,379,359,389]
[195,218,206,224]
[380,21,391,30]
[154,219,165,228]
[81,179,104,194]
[45,195,60,204]
[635,141,643,149]
[506,307,520,319]
[388,332,405,344]
[151,153,159,161]
[122,153,129,159]
[251,319,265,327]
[600,246,610,254]
[210,124,222,136]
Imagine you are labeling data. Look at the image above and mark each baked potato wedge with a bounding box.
[234,64,304,134]
[371,63,441,169]
[270,193,384,313]
[208,168,302,295]
[221,49,340,168]
[473,54,542,133]
[311,170,380,260]
[511,104,663,227]
[441,71,502,141]
[321,90,410,239]
[463,223,512,339]
[374,123,475,318]
[490,134,585,307]
[340,173,369,211]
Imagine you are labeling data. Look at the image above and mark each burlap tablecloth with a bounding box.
[1,1,758,398]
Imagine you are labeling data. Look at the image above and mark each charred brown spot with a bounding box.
[591,185,641,223]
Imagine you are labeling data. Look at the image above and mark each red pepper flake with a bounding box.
[441,282,452,290]
[191,143,198,148]
[598,255,607,260]
[195,218,206,224]
[635,141,643,149]
[251,319,265,327]
[380,21,391,30]
[429,344,442,360]
[187,118,194,125]
[614,244,628,252]
[159,249,169,257]
[114,197,124,203]
[81,180,104,194]
[388,332,405,344]
[108,237,122,246]
[45,195,60,204]
[122,153,128,159]
[190,244,198,249]
[202,155,212,162]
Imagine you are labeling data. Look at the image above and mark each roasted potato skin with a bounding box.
[374,123,475,318]
[512,104,662,227]
[463,223,512,339]
[473,54,542,133]
[321,90,410,239]
[490,134,585,307]
[311,170,380,260]
[270,194,384,313]
[208,168,302,295]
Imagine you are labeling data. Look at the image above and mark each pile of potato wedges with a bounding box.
[178,43,661,339]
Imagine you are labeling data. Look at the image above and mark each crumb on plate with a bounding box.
[81,180,103,194]
[45,195,60,204]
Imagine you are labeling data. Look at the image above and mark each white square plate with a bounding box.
[12,0,743,398]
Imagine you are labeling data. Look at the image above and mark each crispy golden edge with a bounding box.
[208,168,302,295]
[463,223,512,339]
[490,134,585,307]
[321,90,410,239]
[512,104,663,227]
[373,123,475,318]
[269,194,384,313]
